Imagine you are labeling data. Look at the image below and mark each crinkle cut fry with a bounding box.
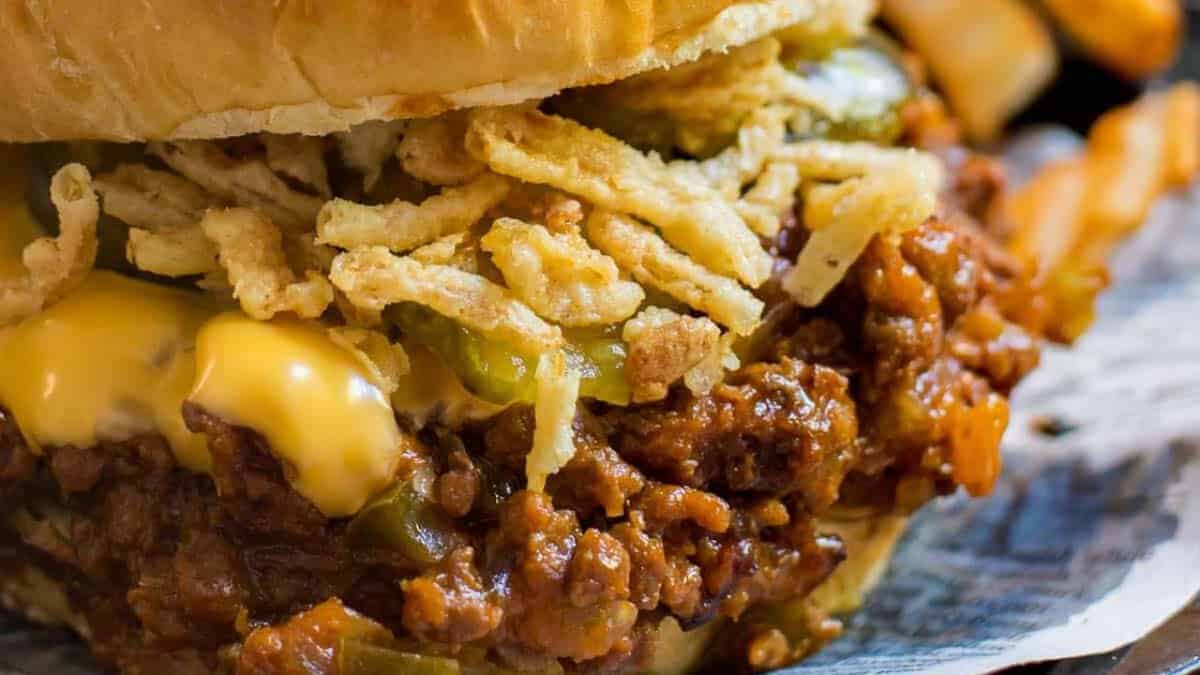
[480,217,644,326]
[0,164,99,324]
[1005,82,1200,342]
[585,211,763,336]
[466,107,772,287]
[316,173,511,252]
[200,208,333,320]
[329,246,563,356]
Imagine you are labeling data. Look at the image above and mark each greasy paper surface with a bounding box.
[2,129,1199,674]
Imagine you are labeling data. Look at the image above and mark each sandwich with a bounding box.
[0,1,1142,673]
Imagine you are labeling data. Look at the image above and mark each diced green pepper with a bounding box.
[340,639,462,675]
[346,469,456,565]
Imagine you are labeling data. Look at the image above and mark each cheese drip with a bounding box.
[0,271,213,471]
[0,272,406,516]
[188,313,406,516]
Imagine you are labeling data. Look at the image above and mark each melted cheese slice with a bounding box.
[0,275,406,517]
[188,313,405,516]
[0,271,214,471]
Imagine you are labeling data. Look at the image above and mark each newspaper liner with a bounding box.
[2,133,1199,675]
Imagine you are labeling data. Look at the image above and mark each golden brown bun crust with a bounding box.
[810,514,909,614]
[0,0,831,142]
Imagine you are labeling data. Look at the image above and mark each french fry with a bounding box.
[1162,82,1200,188]
[881,0,1058,141]
[1006,82,1200,343]
[1083,95,1167,244]
[1004,157,1090,277]
[1042,0,1182,80]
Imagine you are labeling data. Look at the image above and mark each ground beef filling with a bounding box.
[0,155,1045,674]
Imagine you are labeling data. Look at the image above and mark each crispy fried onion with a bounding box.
[327,326,410,394]
[396,112,485,186]
[94,164,215,229]
[0,164,99,324]
[687,105,792,199]
[94,164,222,277]
[579,38,793,157]
[685,331,739,397]
[622,307,738,403]
[480,217,644,326]
[127,226,218,277]
[466,107,772,287]
[316,173,510,252]
[148,140,323,230]
[262,134,331,198]
[408,232,482,274]
[735,161,802,237]
[335,120,407,191]
[526,350,581,493]
[770,140,929,181]
[329,246,563,356]
[782,150,943,306]
[586,211,763,335]
[200,208,334,319]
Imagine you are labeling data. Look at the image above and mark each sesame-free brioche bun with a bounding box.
[0,0,873,143]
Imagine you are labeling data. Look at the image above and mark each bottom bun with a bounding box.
[643,513,910,675]
[810,514,910,615]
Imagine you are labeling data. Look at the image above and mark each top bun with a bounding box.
[0,0,849,142]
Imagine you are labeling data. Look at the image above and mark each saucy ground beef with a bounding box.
[0,149,1046,674]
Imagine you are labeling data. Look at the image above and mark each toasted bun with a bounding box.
[644,514,910,675]
[810,514,909,614]
[0,0,868,143]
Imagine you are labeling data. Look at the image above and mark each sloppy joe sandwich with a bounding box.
[0,1,1094,673]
